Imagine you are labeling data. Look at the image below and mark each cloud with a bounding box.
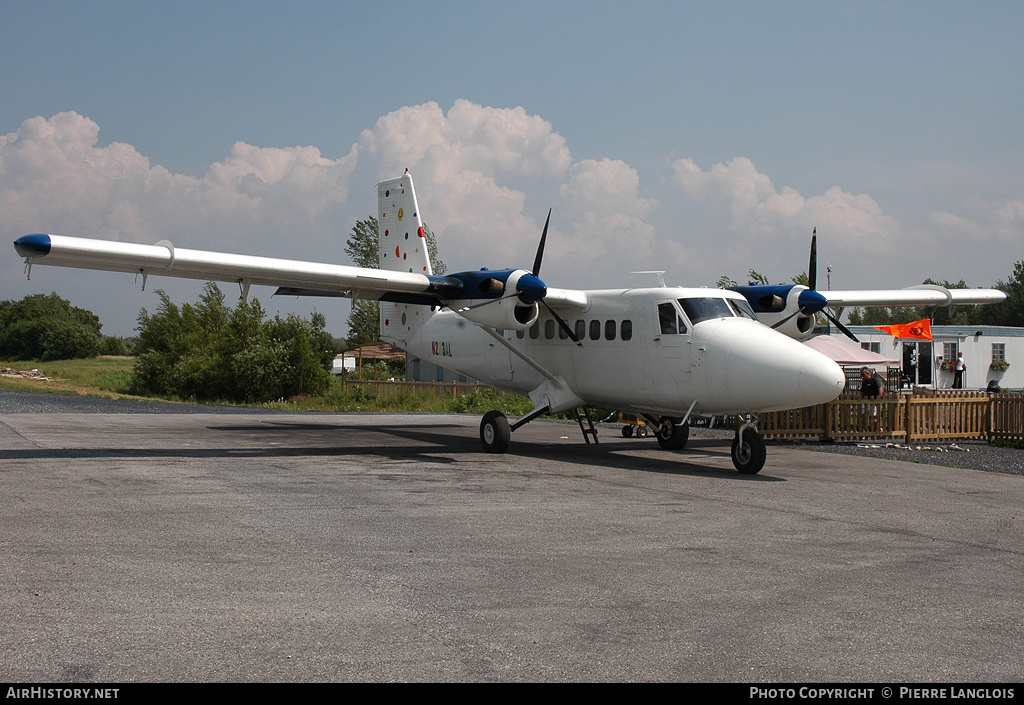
[355,100,575,266]
[554,158,659,265]
[358,99,572,181]
[0,112,358,250]
[671,156,900,249]
[930,197,1024,245]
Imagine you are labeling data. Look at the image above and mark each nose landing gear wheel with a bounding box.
[480,411,511,453]
[656,419,690,450]
[731,430,766,474]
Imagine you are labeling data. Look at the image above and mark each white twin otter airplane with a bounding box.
[13,172,1006,474]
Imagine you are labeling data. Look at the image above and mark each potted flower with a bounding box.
[990,359,1010,372]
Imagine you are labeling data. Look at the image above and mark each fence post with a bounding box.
[905,393,913,445]
[983,393,991,442]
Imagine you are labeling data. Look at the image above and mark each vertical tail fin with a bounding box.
[377,172,434,345]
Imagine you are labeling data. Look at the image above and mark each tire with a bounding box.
[480,411,511,453]
[637,425,648,438]
[656,419,689,450]
[731,430,766,474]
[621,425,634,438]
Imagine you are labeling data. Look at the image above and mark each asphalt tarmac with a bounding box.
[1,399,1022,682]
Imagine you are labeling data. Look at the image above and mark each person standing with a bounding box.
[953,352,966,389]
[860,367,881,398]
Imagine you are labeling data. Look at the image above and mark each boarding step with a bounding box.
[575,407,599,444]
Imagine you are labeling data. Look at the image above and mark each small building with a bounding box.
[829,325,1023,391]
[336,343,406,378]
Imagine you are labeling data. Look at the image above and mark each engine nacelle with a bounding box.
[766,309,817,340]
[456,298,539,330]
[752,285,819,341]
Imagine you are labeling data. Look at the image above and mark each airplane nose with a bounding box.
[707,320,845,412]
[798,347,848,402]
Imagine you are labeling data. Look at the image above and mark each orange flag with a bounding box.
[873,318,932,341]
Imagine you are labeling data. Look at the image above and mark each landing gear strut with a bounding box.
[731,417,766,474]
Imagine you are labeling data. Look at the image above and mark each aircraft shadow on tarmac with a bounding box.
[1,418,783,481]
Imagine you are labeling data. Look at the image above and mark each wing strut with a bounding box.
[477,326,557,382]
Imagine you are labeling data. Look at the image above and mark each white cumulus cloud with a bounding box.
[671,156,899,247]
[355,100,574,267]
[0,112,358,252]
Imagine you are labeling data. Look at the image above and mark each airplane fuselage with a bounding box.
[407,287,846,418]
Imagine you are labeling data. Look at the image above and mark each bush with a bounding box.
[129,283,339,403]
[0,293,103,361]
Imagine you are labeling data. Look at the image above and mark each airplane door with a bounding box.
[902,343,915,387]
[490,333,514,382]
[902,341,932,386]
[917,342,932,385]
[642,301,690,386]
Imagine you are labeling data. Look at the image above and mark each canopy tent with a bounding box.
[803,335,900,366]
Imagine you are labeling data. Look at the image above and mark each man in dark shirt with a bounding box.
[860,366,881,398]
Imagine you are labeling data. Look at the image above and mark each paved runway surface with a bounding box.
[1,404,1022,682]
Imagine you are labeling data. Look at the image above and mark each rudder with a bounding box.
[377,172,434,345]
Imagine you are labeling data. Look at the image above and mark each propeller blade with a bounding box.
[770,307,805,330]
[532,209,552,277]
[808,228,817,291]
[457,292,521,312]
[825,309,859,343]
[542,299,583,347]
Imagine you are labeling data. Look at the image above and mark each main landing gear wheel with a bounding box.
[656,418,690,450]
[731,430,766,474]
[480,411,511,453]
[621,425,634,438]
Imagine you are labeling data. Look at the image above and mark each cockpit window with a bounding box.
[727,298,757,320]
[658,302,687,334]
[678,297,735,325]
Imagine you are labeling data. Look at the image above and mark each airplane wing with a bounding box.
[13,232,593,313]
[13,233,461,303]
[822,286,1008,308]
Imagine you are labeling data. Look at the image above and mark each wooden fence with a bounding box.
[760,390,1024,443]
[990,393,1024,442]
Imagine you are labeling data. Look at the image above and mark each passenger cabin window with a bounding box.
[575,320,586,340]
[620,320,633,341]
[679,297,734,325]
[605,320,616,340]
[545,320,555,339]
[589,320,601,341]
[658,302,687,334]
[529,322,540,339]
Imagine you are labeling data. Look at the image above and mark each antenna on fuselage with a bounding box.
[632,271,667,287]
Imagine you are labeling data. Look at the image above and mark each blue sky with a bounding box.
[2,1,1022,337]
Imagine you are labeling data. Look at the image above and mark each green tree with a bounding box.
[130,283,338,403]
[344,216,445,346]
[981,260,1024,327]
[0,292,103,360]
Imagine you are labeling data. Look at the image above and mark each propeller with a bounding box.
[456,209,583,347]
[804,229,859,343]
[532,210,583,347]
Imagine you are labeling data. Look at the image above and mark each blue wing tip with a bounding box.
[14,234,51,257]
